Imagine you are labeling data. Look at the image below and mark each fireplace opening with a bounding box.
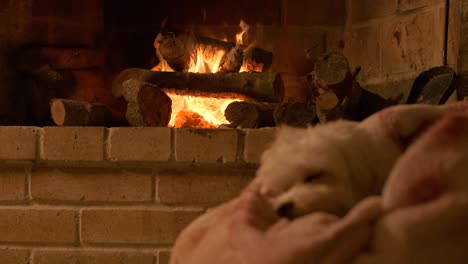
[0,0,462,129]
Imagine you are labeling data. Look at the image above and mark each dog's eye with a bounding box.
[304,171,324,183]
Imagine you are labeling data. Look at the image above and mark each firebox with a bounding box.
[0,0,465,263]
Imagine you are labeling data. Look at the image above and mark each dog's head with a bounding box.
[255,122,379,219]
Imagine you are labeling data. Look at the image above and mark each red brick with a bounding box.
[82,209,202,245]
[50,23,98,46]
[105,0,281,26]
[0,248,29,264]
[0,169,27,201]
[107,128,171,162]
[33,249,154,264]
[243,128,277,164]
[0,127,38,161]
[0,208,76,243]
[343,24,381,82]
[158,251,171,264]
[283,0,346,26]
[268,26,326,74]
[31,168,152,203]
[39,48,106,69]
[348,0,397,23]
[448,0,461,69]
[380,11,437,75]
[158,172,253,205]
[8,19,50,45]
[41,127,105,161]
[174,129,238,163]
[434,5,447,66]
[398,0,432,11]
[68,69,119,109]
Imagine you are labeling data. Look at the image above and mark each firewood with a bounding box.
[274,101,316,127]
[113,68,284,103]
[138,83,172,127]
[50,98,112,126]
[155,32,272,73]
[224,101,276,128]
[122,79,172,127]
[219,45,244,73]
[306,52,362,123]
[26,65,76,125]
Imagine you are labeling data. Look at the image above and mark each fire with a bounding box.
[154,20,252,128]
[236,20,250,45]
[166,92,242,128]
[188,47,225,73]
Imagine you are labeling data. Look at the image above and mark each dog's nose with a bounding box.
[276,202,294,218]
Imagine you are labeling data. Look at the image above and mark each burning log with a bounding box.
[306,52,362,123]
[224,101,276,128]
[155,32,272,73]
[113,68,284,103]
[122,79,172,127]
[274,101,316,127]
[50,98,112,126]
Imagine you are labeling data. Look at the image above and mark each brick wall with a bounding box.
[0,126,275,263]
[455,0,468,98]
[343,0,448,102]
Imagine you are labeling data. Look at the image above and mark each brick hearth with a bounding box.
[0,126,275,263]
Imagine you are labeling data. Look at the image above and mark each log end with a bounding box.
[112,68,145,98]
[50,99,67,126]
[314,52,349,86]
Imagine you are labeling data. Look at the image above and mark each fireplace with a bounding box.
[0,0,465,263]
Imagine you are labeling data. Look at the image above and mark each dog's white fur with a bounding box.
[254,103,468,218]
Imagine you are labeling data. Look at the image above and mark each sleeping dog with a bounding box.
[254,102,468,218]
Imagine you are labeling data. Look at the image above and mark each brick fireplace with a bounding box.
[0,0,466,263]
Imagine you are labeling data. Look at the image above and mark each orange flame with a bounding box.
[236,20,249,45]
[154,20,253,128]
[188,47,225,73]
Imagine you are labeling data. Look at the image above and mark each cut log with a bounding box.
[224,101,276,128]
[113,68,284,103]
[155,32,272,73]
[50,98,112,126]
[306,52,362,123]
[219,45,244,73]
[274,101,316,127]
[138,83,172,127]
[122,79,172,127]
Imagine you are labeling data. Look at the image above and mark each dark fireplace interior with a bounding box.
[0,0,461,128]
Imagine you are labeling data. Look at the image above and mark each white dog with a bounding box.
[254,102,468,218]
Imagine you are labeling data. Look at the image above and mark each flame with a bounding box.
[166,92,242,128]
[236,20,250,45]
[153,20,254,128]
[188,47,225,73]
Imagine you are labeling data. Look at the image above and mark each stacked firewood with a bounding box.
[224,52,363,128]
